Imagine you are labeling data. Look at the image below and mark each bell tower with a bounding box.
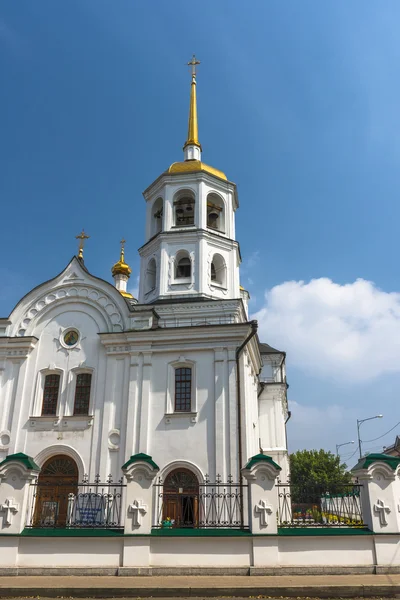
[138,56,240,304]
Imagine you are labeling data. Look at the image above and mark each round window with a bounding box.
[63,329,79,347]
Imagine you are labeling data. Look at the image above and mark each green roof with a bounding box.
[244,453,281,471]
[0,452,40,471]
[122,453,159,471]
[352,453,400,472]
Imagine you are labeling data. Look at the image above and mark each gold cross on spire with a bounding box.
[120,237,126,262]
[75,229,90,259]
[187,54,200,79]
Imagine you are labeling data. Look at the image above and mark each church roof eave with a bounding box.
[142,169,237,201]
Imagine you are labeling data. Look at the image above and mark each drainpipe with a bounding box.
[236,319,258,527]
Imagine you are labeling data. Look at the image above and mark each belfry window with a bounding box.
[211,263,216,281]
[42,374,60,415]
[152,198,163,236]
[210,254,227,287]
[207,193,225,232]
[176,256,191,279]
[175,367,192,412]
[174,197,195,226]
[73,373,92,415]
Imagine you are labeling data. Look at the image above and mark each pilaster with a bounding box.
[242,454,281,535]
[352,453,400,533]
[122,453,159,535]
[0,453,40,534]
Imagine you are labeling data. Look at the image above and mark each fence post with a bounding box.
[242,454,281,534]
[121,453,159,535]
[0,453,41,534]
[351,453,400,533]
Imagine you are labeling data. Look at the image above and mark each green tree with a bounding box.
[289,449,352,503]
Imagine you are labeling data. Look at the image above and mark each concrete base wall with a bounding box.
[0,534,399,572]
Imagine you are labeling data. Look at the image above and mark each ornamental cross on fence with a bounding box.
[255,499,273,527]
[0,498,19,525]
[374,499,391,526]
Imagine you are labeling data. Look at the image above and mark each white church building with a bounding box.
[0,56,289,536]
[2,58,400,575]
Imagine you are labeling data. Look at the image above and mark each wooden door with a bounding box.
[34,455,78,527]
[163,469,199,528]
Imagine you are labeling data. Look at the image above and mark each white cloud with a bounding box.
[252,278,400,382]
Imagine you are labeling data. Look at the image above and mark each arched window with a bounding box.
[174,190,195,226]
[175,254,191,279]
[42,374,60,415]
[145,258,157,292]
[152,197,163,236]
[210,254,227,287]
[207,193,225,232]
[175,367,192,412]
[73,373,92,415]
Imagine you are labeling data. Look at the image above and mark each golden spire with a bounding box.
[75,229,90,260]
[111,238,132,278]
[183,54,202,151]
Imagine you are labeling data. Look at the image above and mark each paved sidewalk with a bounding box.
[1,574,400,597]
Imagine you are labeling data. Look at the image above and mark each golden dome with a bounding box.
[167,160,227,181]
[111,239,132,278]
[119,290,133,299]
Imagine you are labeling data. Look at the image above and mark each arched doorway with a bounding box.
[34,454,79,527]
[162,468,199,528]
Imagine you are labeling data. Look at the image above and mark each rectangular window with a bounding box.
[174,367,192,412]
[42,374,60,415]
[73,373,92,415]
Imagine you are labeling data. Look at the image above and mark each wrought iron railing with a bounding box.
[159,316,237,328]
[153,474,248,529]
[277,480,364,528]
[26,475,125,529]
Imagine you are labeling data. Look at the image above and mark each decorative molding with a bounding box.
[255,499,273,528]
[16,285,124,336]
[108,429,120,451]
[374,499,391,526]
[0,498,19,526]
[128,500,147,528]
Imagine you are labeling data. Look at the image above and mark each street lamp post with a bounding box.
[336,440,354,457]
[357,415,383,459]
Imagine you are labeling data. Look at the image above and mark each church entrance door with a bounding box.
[34,454,79,527]
[163,469,199,528]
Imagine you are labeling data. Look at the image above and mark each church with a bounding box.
[0,56,289,531]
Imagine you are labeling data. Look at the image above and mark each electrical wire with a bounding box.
[341,447,358,462]
[362,420,400,444]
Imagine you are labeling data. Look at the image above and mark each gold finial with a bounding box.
[112,237,132,279]
[75,229,90,259]
[184,54,201,150]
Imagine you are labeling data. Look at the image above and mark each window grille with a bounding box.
[42,374,60,415]
[175,367,192,412]
[73,373,92,415]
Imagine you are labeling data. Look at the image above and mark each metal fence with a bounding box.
[153,474,248,529]
[277,480,364,528]
[26,476,125,529]
[159,316,237,328]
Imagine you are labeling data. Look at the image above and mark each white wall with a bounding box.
[0,534,395,570]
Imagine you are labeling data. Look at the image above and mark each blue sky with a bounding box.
[1,1,399,463]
